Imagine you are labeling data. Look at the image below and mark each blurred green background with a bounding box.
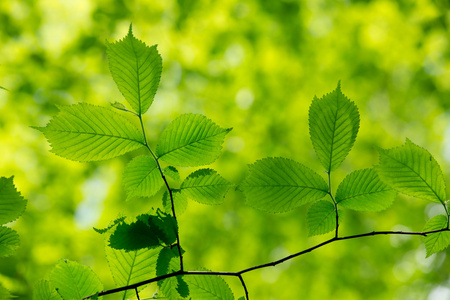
[2,0,450,299]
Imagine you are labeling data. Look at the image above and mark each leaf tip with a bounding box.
[128,23,133,35]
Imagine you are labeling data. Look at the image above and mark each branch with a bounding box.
[137,114,184,271]
[84,228,449,299]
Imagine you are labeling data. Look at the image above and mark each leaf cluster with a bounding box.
[32,25,450,300]
[0,176,27,299]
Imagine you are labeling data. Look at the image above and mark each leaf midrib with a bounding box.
[383,151,444,204]
[337,188,392,203]
[243,184,328,192]
[44,129,144,144]
[158,129,228,159]
[129,34,142,115]
[327,96,340,172]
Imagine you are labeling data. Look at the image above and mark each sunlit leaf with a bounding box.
[307,200,341,236]
[309,82,360,172]
[33,280,62,300]
[106,246,159,300]
[180,169,231,205]
[0,284,12,300]
[123,155,164,199]
[423,215,450,257]
[156,114,231,167]
[106,25,162,114]
[0,226,19,257]
[184,271,234,300]
[163,191,188,216]
[377,139,446,204]
[164,166,181,181]
[34,103,144,161]
[336,168,396,211]
[49,259,103,300]
[240,157,328,213]
[0,176,27,225]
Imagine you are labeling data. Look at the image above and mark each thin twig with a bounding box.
[238,274,249,300]
[135,287,140,300]
[137,114,184,271]
[327,171,339,238]
[83,228,449,299]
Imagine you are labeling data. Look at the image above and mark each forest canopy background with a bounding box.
[1,0,450,299]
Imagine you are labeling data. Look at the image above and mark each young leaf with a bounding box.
[34,103,144,162]
[163,190,188,216]
[49,259,103,300]
[106,246,160,299]
[123,155,164,199]
[309,82,360,172]
[423,215,450,257]
[184,271,234,300]
[109,219,161,251]
[0,226,20,257]
[111,102,128,112]
[0,176,27,225]
[336,168,396,211]
[180,169,231,205]
[106,25,162,115]
[164,166,181,181]
[307,200,341,237]
[240,157,328,213]
[376,139,446,204]
[33,280,62,300]
[156,114,232,167]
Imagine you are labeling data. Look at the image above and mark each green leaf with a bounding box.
[0,284,13,300]
[180,169,231,205]
[423,215,450,257]
[309,82,360,172]
[106,246,159,300]
[336,168,396,211]
[240,157,328,213]
[33,280,62,300]
[0,226,19,257]
[184,272,234,300]
[123,155,164,199]
[156,247,187,300]
[156,114,231,167]
[109,219,160,251]
[163,191,188,216]
[49,259,103,300]
[0,176,27,225]
[34,103,144,162]
[307,200,341,237]
[110,102,128,112]
[164,166,181,181]
[376,139,446,204]
[106,25,162,115]
[0,86,7,91]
